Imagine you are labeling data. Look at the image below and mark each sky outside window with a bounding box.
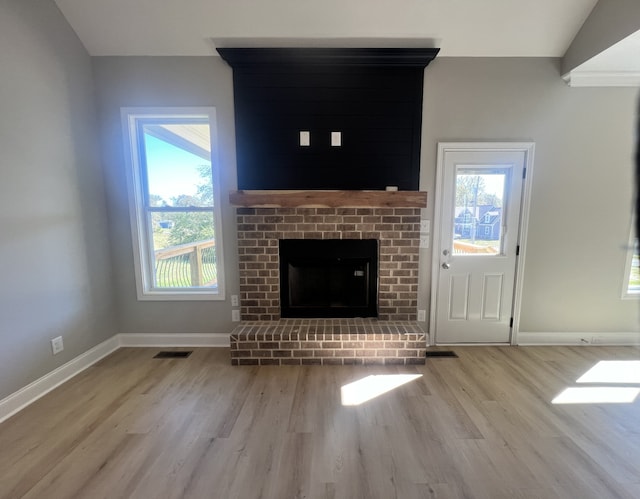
[144,134,211,206]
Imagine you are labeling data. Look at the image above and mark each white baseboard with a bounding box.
[517,332,640,346]
[117,332,230,347]
[0,332,230,424]
[0,336,120,424]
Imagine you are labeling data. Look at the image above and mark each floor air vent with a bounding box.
[425,351,458,358]
[153,351,193,359]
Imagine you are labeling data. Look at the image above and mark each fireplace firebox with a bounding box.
[279,239,378,318]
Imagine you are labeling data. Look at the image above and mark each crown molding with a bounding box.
[217,47,439,68]
[563,71,640,87]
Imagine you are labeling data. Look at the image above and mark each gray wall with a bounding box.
[421,57,639,335]
[93,56,639,340]
[93,57,239,334]
[0,0,115,399]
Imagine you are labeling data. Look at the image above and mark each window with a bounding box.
[122,108,225,300]
[623,226,639,299]
[454,170,506,256]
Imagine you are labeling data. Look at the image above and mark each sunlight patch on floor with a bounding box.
[576,360,640,384]
[551,359,640,405]
[341,374,422,406]
[552,387,640,404]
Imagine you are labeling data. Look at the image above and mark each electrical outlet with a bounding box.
[51,336,64,355]
[232,310,240,322]
[420,220,430,233]
[417,310,426,322]
[419,235,429,249]
[231,294,239,307]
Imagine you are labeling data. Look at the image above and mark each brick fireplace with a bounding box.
[229,191,428,365]
[236,206,421,320]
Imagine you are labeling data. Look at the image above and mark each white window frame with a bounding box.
[622,222,639,300]
[121,107,225,301]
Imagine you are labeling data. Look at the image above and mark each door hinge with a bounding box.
[516,245,520,256]
[509,317,514,328]
[523,168,527,179]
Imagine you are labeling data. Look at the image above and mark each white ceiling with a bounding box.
[54,0,599,57]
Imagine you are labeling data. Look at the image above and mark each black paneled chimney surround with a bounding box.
[217,47,439,191]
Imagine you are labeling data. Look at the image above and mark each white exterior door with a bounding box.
[432,144,532,344]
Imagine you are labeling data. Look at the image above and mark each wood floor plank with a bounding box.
[1,345,639,498]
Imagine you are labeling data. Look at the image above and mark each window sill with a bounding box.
[621,292,640,301]
[137,290,225,301]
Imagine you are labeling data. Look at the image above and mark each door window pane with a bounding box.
[453,169,506,256]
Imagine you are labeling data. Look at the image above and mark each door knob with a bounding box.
[442,262,450,269]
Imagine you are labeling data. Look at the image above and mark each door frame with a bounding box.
[429,142,536,345]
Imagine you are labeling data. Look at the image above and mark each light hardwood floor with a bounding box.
[1,346,639,498]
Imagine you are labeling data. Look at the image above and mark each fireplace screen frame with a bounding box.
[279,239,378,318]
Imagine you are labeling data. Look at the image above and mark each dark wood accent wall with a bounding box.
[217,48,439,191]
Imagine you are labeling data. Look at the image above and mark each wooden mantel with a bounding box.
[229,190,428,208]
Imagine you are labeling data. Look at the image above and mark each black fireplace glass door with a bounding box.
[280,239,378,318]
[289,260,370,307]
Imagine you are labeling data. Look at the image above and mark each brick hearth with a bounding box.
[230,319,426,366]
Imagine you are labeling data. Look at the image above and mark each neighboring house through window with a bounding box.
[122,108,225,300]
